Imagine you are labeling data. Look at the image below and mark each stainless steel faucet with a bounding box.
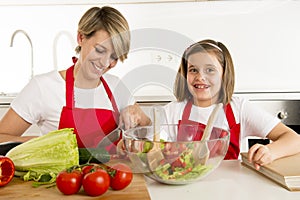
[53,30,76,70]
[10,29,34,80]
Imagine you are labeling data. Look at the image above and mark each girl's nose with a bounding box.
[195,71,206,81]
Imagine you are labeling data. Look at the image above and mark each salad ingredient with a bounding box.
[78,148,110,164]
[154,143,213,181]
[82,168,110,196]
[109,163,133,190]
[0,156,15,187]
[6,128,79,184]
[81,164,98,176]
[56,168,83,195]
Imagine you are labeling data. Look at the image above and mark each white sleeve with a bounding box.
[10,77,44,124]
[238,98,280,139]
[163,101,185,124]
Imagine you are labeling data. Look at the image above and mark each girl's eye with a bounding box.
[188,67,197,73]
[207,68,214,73]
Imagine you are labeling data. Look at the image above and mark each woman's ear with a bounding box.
[77,32,84,45]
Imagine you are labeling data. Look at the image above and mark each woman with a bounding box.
[162,39,300,170]
[0,6,150,152]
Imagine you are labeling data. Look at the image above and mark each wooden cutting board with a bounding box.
[0,173,150,200]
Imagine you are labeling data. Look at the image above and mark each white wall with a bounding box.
[0,1,299,98]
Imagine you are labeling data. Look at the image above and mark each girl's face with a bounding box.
[186,51,223,107]
[77,29,118,81]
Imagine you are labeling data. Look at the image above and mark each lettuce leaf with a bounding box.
[6,128,79,183]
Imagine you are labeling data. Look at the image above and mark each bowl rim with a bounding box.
[122,123,230,143]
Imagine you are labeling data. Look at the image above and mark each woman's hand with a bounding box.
[247,144,274,170]
[119,103,151,130]
[116,139,127,157]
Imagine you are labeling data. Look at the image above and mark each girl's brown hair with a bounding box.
[75,6,130,62]
[173,39,235,105]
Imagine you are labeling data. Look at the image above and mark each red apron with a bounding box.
[177,101,240,159]
[58,64,120,152]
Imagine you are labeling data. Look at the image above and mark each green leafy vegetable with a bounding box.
[6,128,79,184]
[78,148,110,164]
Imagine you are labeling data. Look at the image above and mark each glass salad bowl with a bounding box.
[122,124,230,185]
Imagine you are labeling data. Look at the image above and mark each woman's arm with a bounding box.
[0,108,35,143]
[119,103,151,130]
[248,122,300,170]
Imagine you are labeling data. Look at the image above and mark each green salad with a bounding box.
[153,147,213,181]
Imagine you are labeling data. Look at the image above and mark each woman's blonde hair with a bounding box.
[174,39,235,105]
[75,6,130,62]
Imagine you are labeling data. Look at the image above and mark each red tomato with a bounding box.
[109,163,133,190]
[56,169,82,195]
[82,169,110,196]
[0,156,15,187]
[81,164,97,175]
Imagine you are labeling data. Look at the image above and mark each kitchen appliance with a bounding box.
[248,99,300,134]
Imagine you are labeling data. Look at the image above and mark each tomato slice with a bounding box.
[0,156,15,187]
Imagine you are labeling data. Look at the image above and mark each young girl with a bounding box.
[163,39,300,170]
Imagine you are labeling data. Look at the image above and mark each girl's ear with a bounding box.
[77,32,84,45]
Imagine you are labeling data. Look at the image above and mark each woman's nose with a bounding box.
[100,55,111,69]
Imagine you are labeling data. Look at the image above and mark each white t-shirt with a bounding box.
[161,96,280,141]
[11,70,134,135]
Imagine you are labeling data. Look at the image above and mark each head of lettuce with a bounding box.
[6,128,79,186]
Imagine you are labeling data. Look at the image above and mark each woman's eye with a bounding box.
[111,55,118,61]
[95,47,105,54]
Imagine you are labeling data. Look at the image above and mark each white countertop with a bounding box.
[145,160,300,200]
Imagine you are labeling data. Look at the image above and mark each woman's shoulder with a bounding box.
[103,73,120,82]
[33,70,64,84]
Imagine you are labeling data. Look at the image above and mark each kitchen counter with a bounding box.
[146,160,300,200]
[1,160,300,199]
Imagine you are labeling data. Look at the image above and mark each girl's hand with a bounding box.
[120,103,151,130]
[247,144,274,170]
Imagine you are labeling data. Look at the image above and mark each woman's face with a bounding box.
[77,29,118,80]
[186,51,223,107]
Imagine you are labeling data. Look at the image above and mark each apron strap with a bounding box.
[182,100,236,128]
[65,66,75,108]
[225,103,236,129]
[182,100,193,121]
[100,76,120,118]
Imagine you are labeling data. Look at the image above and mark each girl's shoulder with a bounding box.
[229,95,250,109]
[164,100,187,109]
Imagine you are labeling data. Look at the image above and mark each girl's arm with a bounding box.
[248,122,300,170]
